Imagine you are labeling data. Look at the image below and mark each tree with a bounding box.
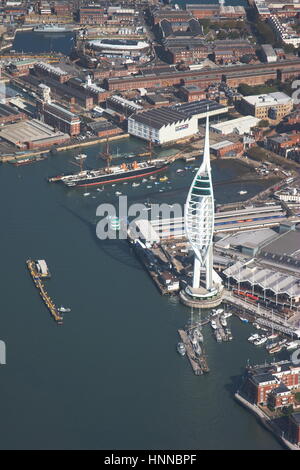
[256,20,276,45]
[228,31,240,40]
[258,119,270,128]
[217,30,227,40]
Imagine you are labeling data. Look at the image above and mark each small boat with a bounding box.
[215,329,222,342]
[239,316,249,323]
[223,312,232,319]
[193,342,202,356]
[115,191,122,196]
[146,185,152,189]
[112,184,116,187]
[267,332,279,340]
[83,192,90,197]
[176,169,184,173]
[254,336,267,346]
[159,176,168,182]
[220,315,227,327]
[253,323,261,330]
[248,333,260,343]
[226,328,233,341]
[75,153,87,161]
[58,306,71,313]
[177,342,186,356]
[216,308,224,315]
[269,344,283,354]
[286,341,299,350]
[142,178,148,183]
[239,190,248,195]
[96,187,104,192]
[211,320,217,330]
[132,182,140,187]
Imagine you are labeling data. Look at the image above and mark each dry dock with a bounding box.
[26,259,63,325]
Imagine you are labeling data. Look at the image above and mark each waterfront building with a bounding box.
[38,101,81,136]
[0,119,69,149]
[288,413,300,445]
[244,361,300,408]
[182,112,223,306]
[128,107,198,144]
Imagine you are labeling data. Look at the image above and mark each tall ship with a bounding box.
[48,143,169,188]
[33,24,70,33]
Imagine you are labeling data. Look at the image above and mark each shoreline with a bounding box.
[234,392,299,451]
[0,134,129,163]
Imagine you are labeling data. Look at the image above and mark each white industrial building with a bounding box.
[210,116,260,135]
[128,107,198,144]
[261,44,277,63]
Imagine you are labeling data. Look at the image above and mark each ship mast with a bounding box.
[99,137,112,170]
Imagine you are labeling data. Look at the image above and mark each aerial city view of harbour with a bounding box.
[1,0,300,453]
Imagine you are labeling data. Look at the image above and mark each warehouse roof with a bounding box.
[0,102,21,117]
[262,229,300,257]
[0,119,68,145]
[223,260,300,298]
[129,107,188,129]
[171,99,226,118]
[243,92,292,108]
[210,115,260,134]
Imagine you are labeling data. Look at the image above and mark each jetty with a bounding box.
[26,259,63,325]
[178,329,209,375]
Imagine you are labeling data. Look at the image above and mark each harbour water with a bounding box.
[0,142,285,449]
[13,31,75,55]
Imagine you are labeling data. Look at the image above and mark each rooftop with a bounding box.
[129,107,188,129]
[243,92,292,108]
[0,119,68,146]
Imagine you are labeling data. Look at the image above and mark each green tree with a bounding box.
[258,119,270,128]
[217,30,227,40]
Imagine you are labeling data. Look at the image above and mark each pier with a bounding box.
[178,329,209,375]
[26,259,63,325]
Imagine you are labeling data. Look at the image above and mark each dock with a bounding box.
[178,329,209,375]
[26,259,63,325]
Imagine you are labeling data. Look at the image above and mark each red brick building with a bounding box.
[79,6,106,24]
[179,85,206,102]
[38,101,81,136]
[268,384,295,409]
[289,413,300,445]
[245,361,300,407]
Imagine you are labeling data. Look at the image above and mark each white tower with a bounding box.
[184,112,216,296]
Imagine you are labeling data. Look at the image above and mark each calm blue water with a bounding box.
[0,141,284,450]
[13,31,74,55]
[0,30,285,450]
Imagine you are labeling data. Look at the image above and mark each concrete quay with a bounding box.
[223,290,296,336]
[235,392,299,451]
[179,289,223,309]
